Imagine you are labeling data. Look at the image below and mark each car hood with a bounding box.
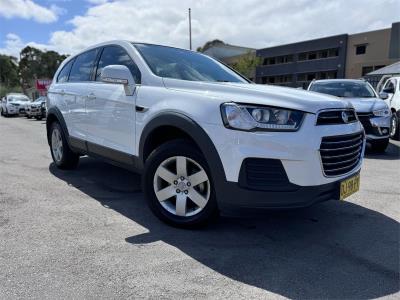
[344,97,388,113]
[162,78,351,113]
[9,100,29,105]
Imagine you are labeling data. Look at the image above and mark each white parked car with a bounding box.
[308,79,391,152]
[1,93,30,117]
[378,76,400,140]
[47,41,365,227]
[26,96,47,120]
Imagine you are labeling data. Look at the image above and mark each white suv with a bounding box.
[47,41,365,227]
[1,93,30,117]
[379,76,400,140]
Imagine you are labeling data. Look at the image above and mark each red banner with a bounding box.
[36,79,52,91]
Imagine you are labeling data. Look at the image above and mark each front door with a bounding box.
[85,45,142,156]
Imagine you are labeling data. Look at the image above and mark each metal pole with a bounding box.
[188,8,192,50]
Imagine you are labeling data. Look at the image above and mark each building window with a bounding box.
[356,45,366,55]
[362,66,373,76]
[262,55,293,65]
[298,48,339,61]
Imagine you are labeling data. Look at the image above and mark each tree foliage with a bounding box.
[19,46,67,89]
[0,55,19,87]
[197,39,225,52]
[230,52,262,79]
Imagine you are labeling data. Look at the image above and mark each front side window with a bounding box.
[384,80,396,93]
[69,49,99,82]
[57,59,74,83]
[310,81,376,98]
[134,43,248,83]
[95,46,141,84]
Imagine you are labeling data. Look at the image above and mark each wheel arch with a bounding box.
[46,107,70,146]
[139,112,227,183]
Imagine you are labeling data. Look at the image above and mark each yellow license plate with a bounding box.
[340,174,360,200]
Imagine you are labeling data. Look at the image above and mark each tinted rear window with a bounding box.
[57,59,74,83]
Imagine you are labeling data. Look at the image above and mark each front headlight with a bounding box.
[373,109,390,117]
[220,103,305,131]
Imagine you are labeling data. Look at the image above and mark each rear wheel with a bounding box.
[143,140,218,228]
[370,138,389,153]
[390,113,400,140]
[49,122,79,169]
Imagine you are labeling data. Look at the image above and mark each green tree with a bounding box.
[230,52,262,79]
[0,55,20,97]
[19,46,67,91]
[197,39,225,52]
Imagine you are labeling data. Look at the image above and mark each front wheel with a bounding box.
[143,140,218,228]
[49,122,79,169]
[390,113,400,140]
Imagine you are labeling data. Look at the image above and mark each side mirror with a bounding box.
[379,92,389,100]
[382,87,394,94]
[101,65,136,96]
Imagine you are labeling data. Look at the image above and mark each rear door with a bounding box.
[48,58,74,125]
[85,45,141,155]
[65,48,99,140]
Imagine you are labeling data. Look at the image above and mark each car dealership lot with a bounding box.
[0,116,399,299]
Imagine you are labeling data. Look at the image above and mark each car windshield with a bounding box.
[9,95,29,102]
[309,81,376,98]
[134,43,248,83]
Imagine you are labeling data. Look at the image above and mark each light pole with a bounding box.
[188,8,192,50]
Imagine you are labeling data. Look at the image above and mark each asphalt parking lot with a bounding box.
[0,116,399,299]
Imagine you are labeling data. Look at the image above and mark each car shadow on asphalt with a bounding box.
[49,158,399,299]
[364,140,400,160]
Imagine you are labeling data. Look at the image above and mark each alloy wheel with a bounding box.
[153,156,210,217]
[390,115,397,137]
[51,128,63,163]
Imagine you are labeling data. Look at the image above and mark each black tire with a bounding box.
[35,116,42,120]
[0,108,3,117]
[370,138,389,153]
[390,113,400,140]
[143,139,219,228]
[49,121,79,169]
[27,115,32,119]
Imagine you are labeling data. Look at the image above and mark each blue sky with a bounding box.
[1,0,399,58]
[1,0,88,43]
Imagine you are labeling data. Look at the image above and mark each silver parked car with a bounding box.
[26,96,47,120]
[308,79,391,152]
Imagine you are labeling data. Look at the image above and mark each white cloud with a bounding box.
[0,0,61,23]
[2,0,400,56]
[0,33,55,58]
[44,0,400,55]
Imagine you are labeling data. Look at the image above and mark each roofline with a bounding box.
[257,34,348,52]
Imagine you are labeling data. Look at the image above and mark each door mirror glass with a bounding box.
[101,65,136,95]
[379,92,389,100]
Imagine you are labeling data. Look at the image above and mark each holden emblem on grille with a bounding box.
[341,111,349,123]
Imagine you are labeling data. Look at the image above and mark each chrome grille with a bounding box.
[320,131,364,177]
[316,109,358,125]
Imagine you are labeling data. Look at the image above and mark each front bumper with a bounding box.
[201,113,364,210]
[5,106,18,115]
[28,107,44,116]
[358,115,390,141]
[217,172,358,212]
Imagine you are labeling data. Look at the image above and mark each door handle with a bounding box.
[87,93,96,100]
[60,89,65,96]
